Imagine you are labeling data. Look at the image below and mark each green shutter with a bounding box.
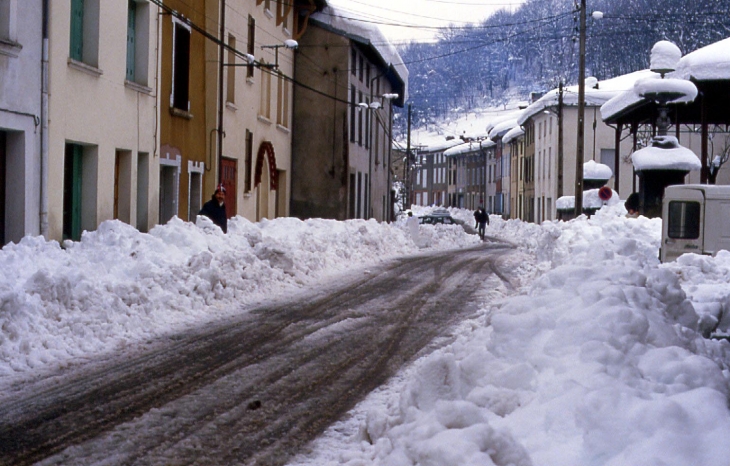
[69,0,84,61]
[126,0,136,81]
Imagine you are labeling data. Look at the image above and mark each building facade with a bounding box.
[291,5,406,222]
[47,0,159,242]
[0,0,43,246]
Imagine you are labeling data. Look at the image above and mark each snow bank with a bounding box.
[0,215,476,383]
[299,205,730,466]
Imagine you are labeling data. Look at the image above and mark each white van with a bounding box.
[660,184,730,262]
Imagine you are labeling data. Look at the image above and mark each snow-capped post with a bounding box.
[630,41,701,218]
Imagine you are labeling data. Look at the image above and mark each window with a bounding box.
[227,34,236,103]
[0,0,15,43]
[126,0,150,86]
[600,148,616,178]
[276,0,291,29]
[668,201,700,239]
[171,18,191,111]
[245,130,253,192]
[357,91,363,146]
[247,16,255,78]
[351,48,356,76]
[260,69,272,119]
[69,0,100,67]
[350,85,356,142]
[364,98,369,149]
[276,73,289,127]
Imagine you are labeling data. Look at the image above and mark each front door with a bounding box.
[220,157,237,219]
[63,143,83,241]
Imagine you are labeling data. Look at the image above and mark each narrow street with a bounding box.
[0,242,520,466]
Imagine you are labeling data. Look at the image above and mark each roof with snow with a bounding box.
[310,5,408,106]
[631,136,702,172]
[520,70,654,126]
[602,37,730,126]
[488,118,519,140]
[443,139,496,157]
[502,126,525,144]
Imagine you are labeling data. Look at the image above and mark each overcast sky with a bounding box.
[325,0,525,44]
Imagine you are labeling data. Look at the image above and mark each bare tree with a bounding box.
[708,128,730,185]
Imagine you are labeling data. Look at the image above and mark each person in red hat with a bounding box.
[198,183,228,233]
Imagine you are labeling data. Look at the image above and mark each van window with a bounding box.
[668,201,700,239]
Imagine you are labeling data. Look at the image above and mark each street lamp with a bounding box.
[260,39,298,69]
[359,93,399,221]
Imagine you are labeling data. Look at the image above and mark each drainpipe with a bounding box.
[40,0,49,238]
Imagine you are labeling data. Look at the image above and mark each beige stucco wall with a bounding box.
[221,1,296,221]
[47,0,159,241]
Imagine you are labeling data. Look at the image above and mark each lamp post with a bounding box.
[360,93,398,221]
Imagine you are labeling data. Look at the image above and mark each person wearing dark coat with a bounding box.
[199,183,228,233]
[474,206,489,240]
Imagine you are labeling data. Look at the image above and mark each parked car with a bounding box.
[418,208,456,225]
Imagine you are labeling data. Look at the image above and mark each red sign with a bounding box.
[598,186,612,201]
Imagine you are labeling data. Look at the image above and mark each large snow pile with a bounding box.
[289,205,730,466]
[0,214,478,383]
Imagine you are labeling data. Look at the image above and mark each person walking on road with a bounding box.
[199,183,228,233]
[474,206,489,240]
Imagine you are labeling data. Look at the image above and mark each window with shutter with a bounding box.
[126,0,136,81]
[172,21,191,111]
[69,0,84,61]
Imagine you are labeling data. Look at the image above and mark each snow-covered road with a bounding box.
[0,242,521,466]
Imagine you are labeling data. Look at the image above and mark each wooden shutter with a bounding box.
[126,0,136,81]
[70,0,84,61]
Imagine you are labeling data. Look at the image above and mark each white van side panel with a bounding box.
[705,200,730,255]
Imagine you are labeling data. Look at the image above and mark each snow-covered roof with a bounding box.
[631,136,701,171]
[519,70,654,125]
[602,37,730,121]
[633,77,698,103]
[502,125,525,144]
[443,139,496,157]
[488,118,519,140]
[310,5,408,104]
[674,37,730,81]
[583,160,612,180]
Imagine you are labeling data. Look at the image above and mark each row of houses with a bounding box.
[406,38,730,221]
[0,0,407,247]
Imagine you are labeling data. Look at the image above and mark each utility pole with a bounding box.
[557,81,564,198]
[406,103,412,207]
[217,0,226,186]
[574,0,586,217]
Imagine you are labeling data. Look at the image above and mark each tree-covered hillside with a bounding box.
[395,0,730,134]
